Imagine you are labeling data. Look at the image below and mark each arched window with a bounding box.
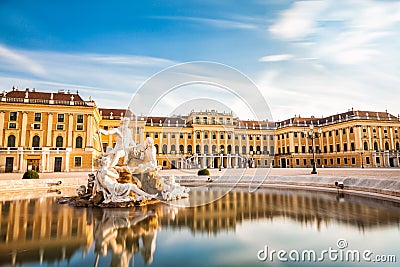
[385,142,389,151]
[250,145,254,152]
[219,145,225,153]
[396,142,399,151]
[364,141,368,151]
[235,145,239,154]
[179,144,184,154]
[7,135,16,147]
[76,136,83,148]
[171,144,176,153]
[263,146,268,154]
[162,144,167,154]
[56,136,63,147]
[204,145,209,154]
[187,145,192,154]
[242,145,246,154]
[270,146,275,155]
[256,145,261,152]
[196,145,200,154]
[32,136,40,147]
[227,145,232,154]
[373,142,378,151]
[212,145,216,154]
[154,144,159,154]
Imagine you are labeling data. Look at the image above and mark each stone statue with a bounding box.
[161,175,190,201]
[97,117,136,167]
[95,156,157,203]
[127,136,161,173]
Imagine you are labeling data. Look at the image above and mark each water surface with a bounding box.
[0,187,399,266]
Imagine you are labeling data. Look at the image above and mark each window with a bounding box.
[330,158,334,165]
[8,123,16,129]
[227,118,231,124]
[385,142,389,150]
[342,129,346,134]
[294,132,298,138]
[204,132,208,139]
[203,117,207,124]
[212,132,216,139]
[171,133,175,138]
[228,133,232,140]
[196,132,201,139]
[337,158,341,164]
[374,142,378,151]
[302,146,306,153]
[155,132,159,138]
[263,135,267,140]
[57,124,64,130]
[336,130,339,135]
[376,157,380,164]
[352,158,356,164]
[330,145,333,152]
[303,159,307,165]
[344,158,348,164]
[9,112,17,121]
[373,127,376,133]
[212,117,216,124]
[58,114,64,122]
[146,132,150,138]
[366,157,370,164]
[351,143,355,151]
[270,135,274,141]
[33,124,41,130]
[162,144,167,154]
[56,136,63,147]
[396,142,400,151]
[179,145,184,154]
[220,133,224,139]
[180,133,183,139]
[219,118,223,124]
[364,141,368,150]
[265,160,269,165]
[295,146,299,153]
[336,144,341,152]
[76,136,83,148]
[171,145,176,153]
[74,157,82,167]
[7,135,16,147]
[76,125,83,131]
[350,127,354,133]
[34,113,41,122]
[343,143,348,152]
[296,159,300,165]
[242,135,246,140]
[163,160,167,167]
[103,126,108,130]
[77,114,84,123]
[195,117,200,123]
[363,126,367,133]
[32,136,40,147]
[242,146,246,154]
[163,133,167,138]
[188,134,192,139]
[324,146,327,153]
[187,145,192,154]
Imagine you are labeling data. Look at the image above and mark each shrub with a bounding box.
[22,170,39,179]
[198,169,210,176]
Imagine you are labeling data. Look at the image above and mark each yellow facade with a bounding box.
[1,88,399,172]
[0,88,101,173]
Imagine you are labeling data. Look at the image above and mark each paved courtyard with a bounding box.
[0,167,399,180]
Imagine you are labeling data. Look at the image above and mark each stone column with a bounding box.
[18,148,24,172]
[368,126,373,150]
[139,127,144,145]
[65,150,70,172]
[0,111,4,146]
[67,113,74,147]
[216,131,220,152]
[86,115,93,147]
[339,129,343,152]
[46,113,53,147]
[246,134,250,154]
[167,132,171,153]
[390,127,394,150]
[184,133,187,154]
[225,132,228,153]
[239,132,242,154]
[175,132,179,154]
[20,111,28,147]
[378,126,383,150]
[355,126,362,150]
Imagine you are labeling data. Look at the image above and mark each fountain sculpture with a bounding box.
[60,117,189,207]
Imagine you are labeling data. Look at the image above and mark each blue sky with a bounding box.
[1,0,400,120]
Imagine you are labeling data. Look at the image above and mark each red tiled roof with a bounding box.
[1,88,84,101]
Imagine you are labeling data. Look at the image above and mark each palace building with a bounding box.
[0,87,399,173]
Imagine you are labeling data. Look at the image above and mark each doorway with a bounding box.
[280,158,287,168]
[5,157,14,173]
[27,159,40,172]
[54,157,62,172]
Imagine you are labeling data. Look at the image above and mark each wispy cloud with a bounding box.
[260,0,400,119]
[0,44,46,76]
[153,15,261,30]
[0,44,176,108]
[259,54,293,62]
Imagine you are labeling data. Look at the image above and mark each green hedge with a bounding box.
[198,169,210,176]
[22,170,39,179]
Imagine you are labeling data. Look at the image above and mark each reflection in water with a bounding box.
[0,188,399,266]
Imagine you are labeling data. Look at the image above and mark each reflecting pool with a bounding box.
[1,187,399,266]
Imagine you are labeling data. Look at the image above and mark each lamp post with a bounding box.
[360,149,364,168]
[303,125,322,174]
[219,147,224,171]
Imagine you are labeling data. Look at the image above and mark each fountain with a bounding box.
[59,117,189,207]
